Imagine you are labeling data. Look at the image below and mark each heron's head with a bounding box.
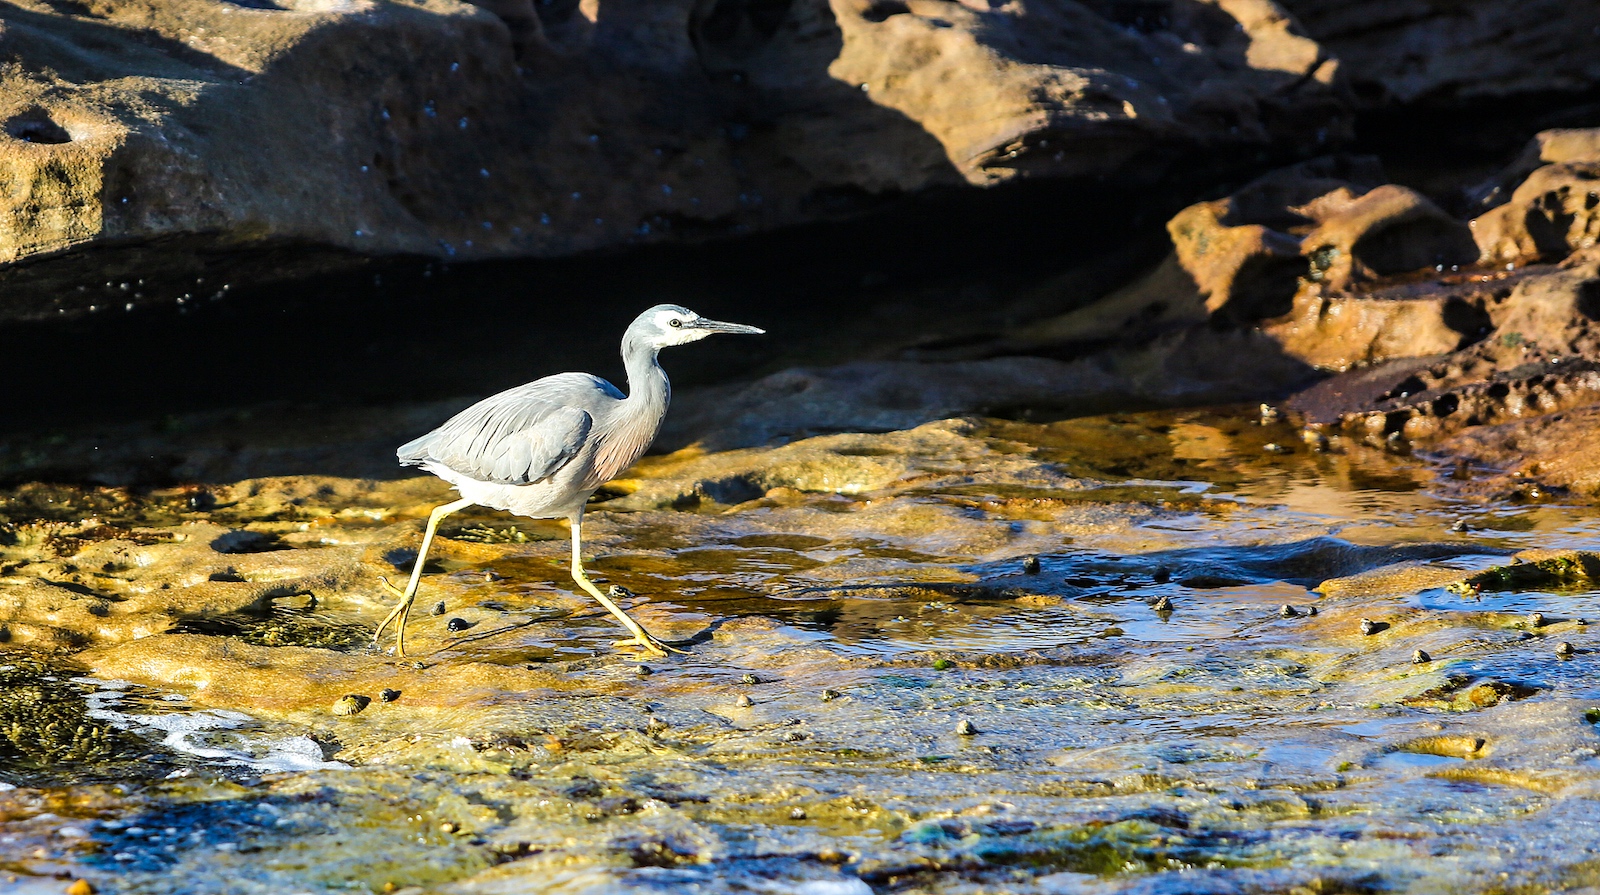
[629,304,765,350]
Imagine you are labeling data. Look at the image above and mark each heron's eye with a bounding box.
[669,318,682,328]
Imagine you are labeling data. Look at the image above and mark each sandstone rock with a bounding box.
[1159,156,1476,348]
[0,0,1348,320]
[1472,162,1600,264]
[1280,0,1600,106]
[1442,404,1600,499]
[1165,155,1379,319]
[1466,128,1600,212]
[1297,184,1476,289]
[1289,250,1600,445]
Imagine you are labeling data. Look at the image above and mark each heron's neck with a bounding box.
[622,340,670,415]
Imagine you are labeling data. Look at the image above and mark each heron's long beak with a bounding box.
[697,318,765,335]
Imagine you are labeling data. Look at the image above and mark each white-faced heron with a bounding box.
[375,304,765,657]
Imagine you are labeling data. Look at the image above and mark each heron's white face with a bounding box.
[626,303,765,351]
[650,307,713,347]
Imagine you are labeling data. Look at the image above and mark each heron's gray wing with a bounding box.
[398,377,608,484]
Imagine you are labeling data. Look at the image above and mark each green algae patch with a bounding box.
[0,654,140,784]
[1400,676,1541,711]
[171,607,373,652]
[1452,550,1600,593]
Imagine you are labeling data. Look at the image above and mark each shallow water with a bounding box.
[4,408,1600,893]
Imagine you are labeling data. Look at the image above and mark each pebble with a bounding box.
[1558,641,1575,657]
[1412,649,1431,664]
[609,585,637,599]
[1279,604,1299,618]
[735,694,753,708]
[820,689,840,702]
[440,821,458,834]
[1153,595,1173,612]
[1530,612,1546,628]
[1359,618,1380,636]
[331,694,371,716]
[1153,567,1172,584]
[430,601,446,616]
[636,665,652,677]
[956,719,979,736]
[1259,403,1280,424]
[1306,606,1318,616]
[66,881,95,895]
[447,617,470,632]
[379,688,401,703]
[1022,555,1041,574]
[789,807,807,820]
[741,673,760,685]
[933,659,955,671]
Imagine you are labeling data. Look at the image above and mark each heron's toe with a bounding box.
[613,636,684,657]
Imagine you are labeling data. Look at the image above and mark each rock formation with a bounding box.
[0,0,1350,319]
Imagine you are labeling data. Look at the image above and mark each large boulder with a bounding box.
[0,0,1349,320]
[1278,0,1600,106]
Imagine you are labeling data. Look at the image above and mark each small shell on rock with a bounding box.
[1259,403,1280,423]
[820,688,840,702]
[635,664,653,677]
[1359,618,1380,636]
[1279,604,1299,618]
[446,617,470,632]
[789,807,807,820]
[741,673,760,685]
[1530,612,1547,628]
[332,694,371,716]
[1557,641,1576,657]
[430,601,446,616]
[439,821,458,834]
[379,688,401,703]
[1306,606,1318,616]
[1412,649,1431,664]
[956,719,979,736]
[608,585,636,599]
[1022,555,1041,574]
[1153,595,1173,612]
[735,694,753,708]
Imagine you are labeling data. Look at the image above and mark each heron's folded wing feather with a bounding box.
[398,385,596,485]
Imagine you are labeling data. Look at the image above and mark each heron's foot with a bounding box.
[374,576,419,657]
[613,633,687,657]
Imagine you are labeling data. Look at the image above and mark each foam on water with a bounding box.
[73,677,347,774]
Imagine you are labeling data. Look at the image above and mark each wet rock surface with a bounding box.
[6,408,1600,893]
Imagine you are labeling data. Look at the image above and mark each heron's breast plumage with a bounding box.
[588,407,663,486]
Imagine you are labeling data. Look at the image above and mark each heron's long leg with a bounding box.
[375,497,473,656]
[568,511,682,657]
